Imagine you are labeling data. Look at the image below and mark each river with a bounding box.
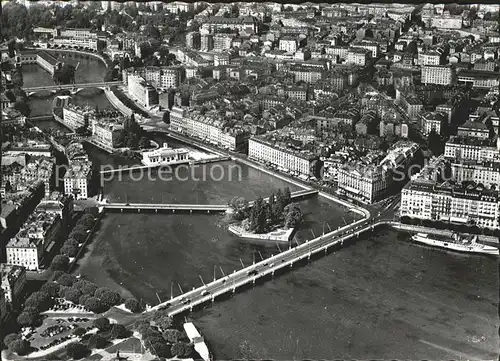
[23,50,111,117]
[24,51,499,360]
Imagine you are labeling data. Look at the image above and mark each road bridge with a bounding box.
[24,81,122,96]
[148,211,384,316]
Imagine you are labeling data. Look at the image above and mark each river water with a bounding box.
[25,52,499,360]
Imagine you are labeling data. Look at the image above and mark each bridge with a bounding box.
[28,115,54,122]
[148,210,382,315]
[103,190,319,214]
[24,81,122,96]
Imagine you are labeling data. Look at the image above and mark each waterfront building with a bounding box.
[62,104,94,130]
[36,51,59,75]
[91,119,124,150]
[142,143,190,166]
[337,142,420,204]
[63,160,92,199]
[36,193,74,229]
[53,36,99,51]
[6,211,62,271]
[248,135,319,178]
[400,179,500,229]
[421,65,456,85]
[0,264,26,305]
[127,74,159,108]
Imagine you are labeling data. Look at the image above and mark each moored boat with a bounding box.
[411,233,499,256]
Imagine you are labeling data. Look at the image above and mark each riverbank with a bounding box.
[25,47,108,68]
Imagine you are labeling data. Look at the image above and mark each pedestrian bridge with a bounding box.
[24,81,122,96]
[148,211,378,316]
[103,203,229,214]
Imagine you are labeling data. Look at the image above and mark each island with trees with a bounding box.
[227,187,303,242]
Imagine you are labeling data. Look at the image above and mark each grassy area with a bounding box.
[105,337,142,353]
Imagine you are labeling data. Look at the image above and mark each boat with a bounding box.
[183,322,212,361]
[411,233,499,256]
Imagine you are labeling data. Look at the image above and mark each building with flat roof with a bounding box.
[127,74,159,108]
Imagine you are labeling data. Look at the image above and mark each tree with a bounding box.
[53,63,76,85]
[249,196,267,233]
[79,214,95,228]
[60,243,79,257]
[79,294,90,305]
[95,288,121,307]
[72,327,86,336]
[9,339,30,356]
[171,342,194,358]
[229,196,250,221]
[84,206,99,217]
[40,282,60,298]
[69,228,87,243]
[17,311,40,327]
[81,282,98,296]
[283,187,292,207]
[139,136,150,149]
[25,291,52,311]
[66,342,89,360]
[110,324,128,339]
[143,24,160,39]
[284,203,303,229]
[51,254,70,271]
[3,333,20,348]
[64,238,80,248]
[11,70,23,87]
[84,297,107,313]
[156,316,174,331]
[63,288,82,304]
[55,272,77,287]
[162,329,184,343]
[93,317,110,331]
[88,334,107,349]
[150,342,172,358]
[125,298,144,313]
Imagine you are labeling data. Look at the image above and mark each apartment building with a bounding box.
[399,93,423,118]
[350,41,379,58]
[289,65,324,84]
[337,142,420,203]
[0,264,26,305]
[421,65,456,85]
[186,31,201,49]
[457,120,490,140]
[64,160,92,199]
[62,104,94,130]
[444,136,500,162]
[279,37,298,53]
[127,74,159,108]
[91,119,124,149]
[248,136,318,178]
[418,50,442,66]
[6,211,61,271]
[400,179,499,229]
[450,160,500,188]
[213,33,235,52]
[346,48,371,66]
[421,111,447,135]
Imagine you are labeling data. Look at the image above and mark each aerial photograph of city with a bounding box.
[0,0,499,360]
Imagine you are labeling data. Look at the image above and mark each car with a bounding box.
[183,299,191,305]
[247,270,258,276]
[159,303,171,310]
[201,290,210,296]
[221,278,227,284]
[269,263,274,267]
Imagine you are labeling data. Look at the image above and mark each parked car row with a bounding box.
[39,335,73,351]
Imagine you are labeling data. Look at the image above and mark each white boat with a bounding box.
[141,142,190,166]
[183,322,211,361]
[411,233,499,256]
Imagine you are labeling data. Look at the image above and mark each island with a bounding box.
[227,187,303,243]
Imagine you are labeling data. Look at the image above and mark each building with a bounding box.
[279,37,298,54]
[91,119,124,149]
[444,136,500,162]
[289,65,324,84]
[36,51,59,75]
[127,74,159,108]
[64,159,92,199]
[418,50,442,66]
[457,119,490,140]
[421,65,456,85]
[53,36,99,51]
[346,48,371,66]
[399,93,423,118]
[450,160,500,189]
[200,34,214,52]
[213,33,234,52]
[337,142,420,204]
[248,135,318,178]
[186,31,201,49]
[400,174,500,229]
[62,104,94,131]
[6,211,62,271]
[421,111,447,135]
[1,264,26,305]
